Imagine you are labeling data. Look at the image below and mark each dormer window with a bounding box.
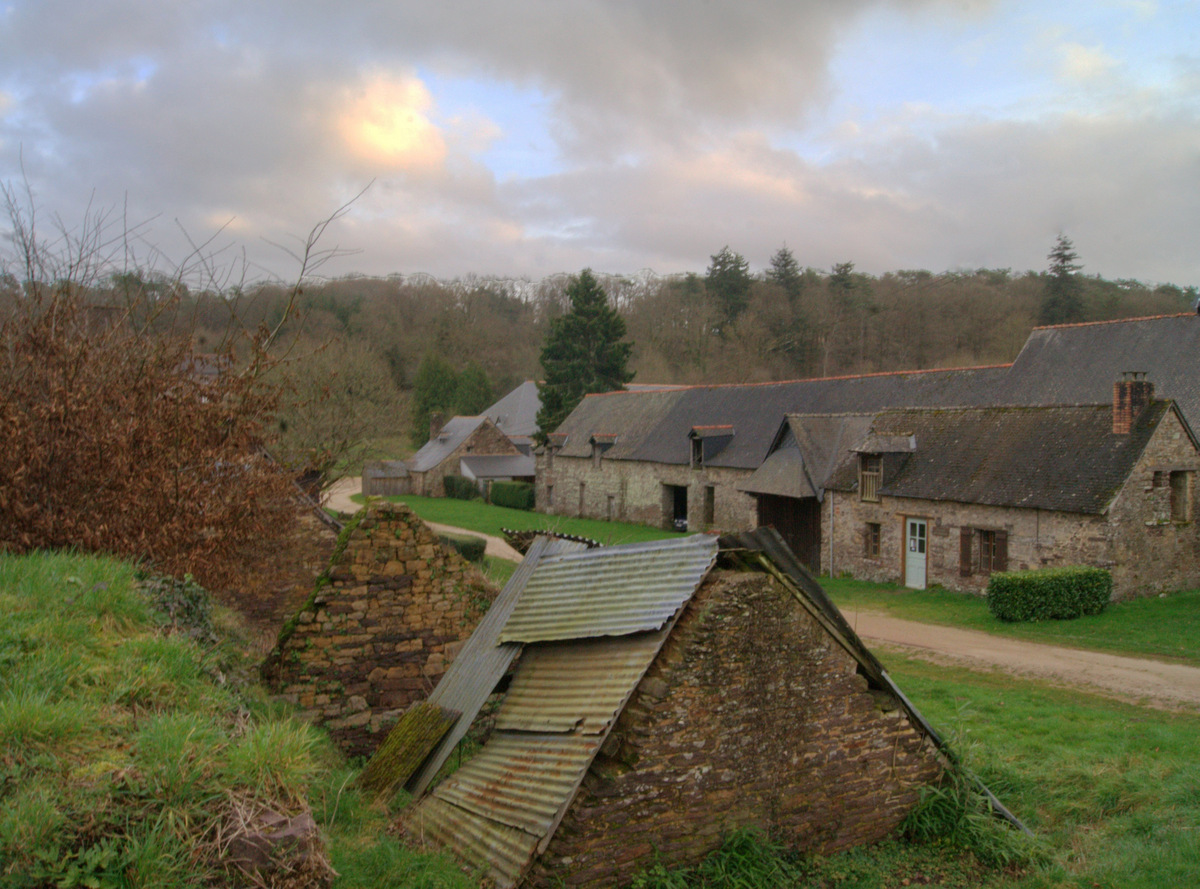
[691,436,703,468]
[688,425,734,469]
[859,454,882,502]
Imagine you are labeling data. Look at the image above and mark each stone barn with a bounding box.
[399,531,1016,887]
[262,503,495,756]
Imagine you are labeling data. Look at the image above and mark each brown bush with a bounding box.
[0,289,300,589]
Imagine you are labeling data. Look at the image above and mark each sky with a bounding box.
[1,0,1197,286]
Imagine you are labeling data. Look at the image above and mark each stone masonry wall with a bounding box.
[264,504,495,757]
[1106,408,1200,595]
[825,409,1200,598]
[524,571,943,888]
[537,452,757,533]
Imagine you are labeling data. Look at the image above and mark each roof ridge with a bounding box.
[581,362,1013,398]
[1031,312,1195,332]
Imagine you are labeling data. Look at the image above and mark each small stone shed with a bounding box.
[401,531,1014,887]
[262,503,494,756]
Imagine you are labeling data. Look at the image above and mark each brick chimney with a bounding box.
[1113,372,1154,434]
[429,411,445,439]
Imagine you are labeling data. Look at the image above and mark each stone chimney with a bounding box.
[1113,372,1154,434]
[429,411,445,439]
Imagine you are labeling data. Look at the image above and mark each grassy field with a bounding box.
[0,551,477,889]
[351,493,683,546]
[822,576,1200,666]
[8,550,1199,888]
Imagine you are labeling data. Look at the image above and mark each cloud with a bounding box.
[1057,42,1118,82]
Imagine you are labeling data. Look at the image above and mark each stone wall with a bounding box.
[825,408,1200,598]
[264,504,495,757]
[524,571,943,888]
[1106,407,1200,595]
[537,451,757,533]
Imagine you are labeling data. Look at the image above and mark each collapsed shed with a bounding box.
[394,530,1012,887]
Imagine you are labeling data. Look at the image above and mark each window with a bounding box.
[691,436,704,468]
[864,522,881,558]
[546,484,554,508]
[960,528,1007,576]
[859,455,882,502]
[606,494,615,521]
[703,486,715,526]
[578,481,586,515]
[1171,471,1192,522]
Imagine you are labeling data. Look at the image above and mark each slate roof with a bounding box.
[459,454,536,480]
[825,401,1179,514]
[484,380,542,439]
[739,414,873,500]
[997,313,1200,425]
[408,415,489,473]
[554,365,1009,470]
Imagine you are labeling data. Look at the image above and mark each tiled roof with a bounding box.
[998,313,1200,426]
[407,415,488,473]
[553,365,1009,470]
[484,381,543,439]
[826,401,1174,514]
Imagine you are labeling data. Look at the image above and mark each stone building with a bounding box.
[403,532,1017,887]
[537,366,1007,538]
[820,377,1200,597]
[262,503,494,756]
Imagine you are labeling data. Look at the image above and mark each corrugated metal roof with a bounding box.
[412,796,537,889]
[495,632,667,734]
[407,536,589,797]
[499,534,719,644]
[431,732,602,836]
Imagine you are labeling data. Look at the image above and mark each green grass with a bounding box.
[352,493,683,546]
[823,576,1200,666]
[0,550,476,889]
[482,555,518,588]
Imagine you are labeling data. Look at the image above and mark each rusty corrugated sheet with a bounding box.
[495,631,667,734]
[407,536,589,797]
[499,534,719,643]
[432,732,602,836]
[412,796,537,889]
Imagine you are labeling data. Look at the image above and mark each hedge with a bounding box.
[443,474,481,501]
[986,565,1112,622]
[438,532,487,563]
[490,481,535,511]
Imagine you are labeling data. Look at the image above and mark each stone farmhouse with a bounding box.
[400,531,1015,888]
[818,379,1200,597]
[364,381,541,498]
[536,313,1200,594]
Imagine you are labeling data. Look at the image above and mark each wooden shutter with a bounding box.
[994,530,1008,572]
[959,528,973,576]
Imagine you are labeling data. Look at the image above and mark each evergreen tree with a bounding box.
[1039,234,1084,325]
[411,353,459,446]
[455,361,493,415]
[766,245,804,304]
[536,269,634,440]
[705,246,753,330]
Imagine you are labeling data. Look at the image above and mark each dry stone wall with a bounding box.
[264,503,495,757]
[524,571,943,888]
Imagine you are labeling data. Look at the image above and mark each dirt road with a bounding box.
[322,477,524,562]
[844,609,1200,711]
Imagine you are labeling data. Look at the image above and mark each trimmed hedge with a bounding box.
[490,481,535,511]
[438,532,487,563]
[987,566,1112,622]
[443,474,481,501]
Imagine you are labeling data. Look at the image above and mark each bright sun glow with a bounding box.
[340,73,447,171]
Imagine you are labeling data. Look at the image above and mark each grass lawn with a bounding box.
[823,575,1200,667]
[351,493,683,547]
[881,653,1200,889]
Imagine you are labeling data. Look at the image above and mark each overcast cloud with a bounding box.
[1,0,1196,284]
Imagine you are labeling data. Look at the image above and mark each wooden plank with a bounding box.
[356,701,459,799]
